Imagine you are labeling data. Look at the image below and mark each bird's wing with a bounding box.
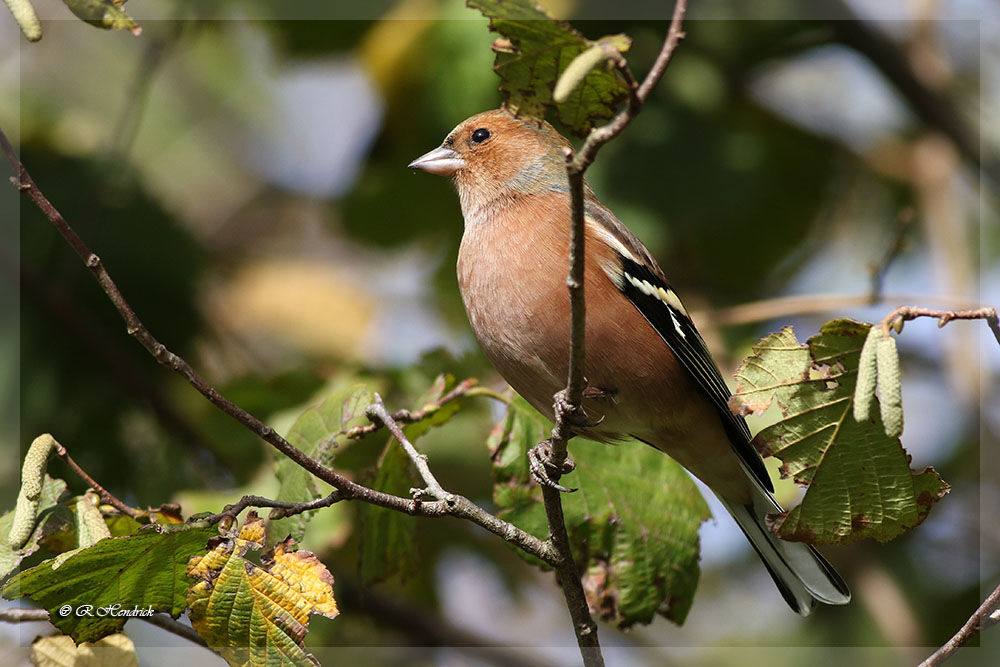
[585,199,773,492]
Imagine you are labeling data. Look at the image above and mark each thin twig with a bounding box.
[701,292,987,327]
[919,582,1000,667]
[51,439,142,519]
[0,607,209,649]
[567,0,688,175]
[204,492,344,525]
[140,614,209,649]
[868,207,915,303]
[540,4,688,666]
[345,378,479,439]
[0,127,557,567]
[366,393,453,503]
[881,305,999,346]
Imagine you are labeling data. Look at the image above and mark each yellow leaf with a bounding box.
[186,513,338,666]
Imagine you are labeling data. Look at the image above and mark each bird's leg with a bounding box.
[528,439,577,493]
[555,387,610,429]
[529,385,615,491]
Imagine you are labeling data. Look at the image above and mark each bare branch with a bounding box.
[568,0,688,176]
[701,292,987,327]
[345,378,479,439]
[919,583,1000,667]
[0,607,208,649]
[0,126,557,567]
[538,4,689,665]
[140,613,209,649]
[51,438,142,519]
[204,492,344,526]
[881,305,999,346]
[366,393,453,503]
[8,249,226,481]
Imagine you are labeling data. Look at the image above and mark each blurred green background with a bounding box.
[1,0,997,665]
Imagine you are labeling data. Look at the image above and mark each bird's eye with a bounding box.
[470,128,491,144]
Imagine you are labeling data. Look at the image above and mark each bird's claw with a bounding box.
[528,440,577,493]
[553,389,604,429]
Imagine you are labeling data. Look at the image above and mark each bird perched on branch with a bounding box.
[409,108,850,615]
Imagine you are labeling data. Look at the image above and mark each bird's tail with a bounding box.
[718,482,851,615]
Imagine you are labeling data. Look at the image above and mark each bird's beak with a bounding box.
[408,146,464,177]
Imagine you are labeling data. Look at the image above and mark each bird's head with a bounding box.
[409,109,572,211]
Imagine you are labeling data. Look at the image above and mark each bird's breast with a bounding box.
[455,194,691,438]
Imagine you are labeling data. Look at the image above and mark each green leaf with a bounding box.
[271,381,378,544]
[2,524,217,643]
[467,0,631,136]
[359,441,418,586]
[730,319,950,544]
[187,514,337,667]
[358,374,466,585]
[490,396,711,627]
[0,475,69,582]
[400,373,464,442]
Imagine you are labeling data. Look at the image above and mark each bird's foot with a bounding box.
[553,389,605,429]
[528,440,577,493]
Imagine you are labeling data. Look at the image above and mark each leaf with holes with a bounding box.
[729,319,949,544]
[467,0,631,136]
[490,396,710,627]
[186,512,338,666]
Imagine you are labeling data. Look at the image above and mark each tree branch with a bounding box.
[345,378,479,439]
[7,248,227,482]
[701,292,988,327]
[366,393,453,502]
[919,582,1000,667]
[0,126,557,567]
[140,613,209,649]
[538,4,689,666]
[204,492,344,526]
[881,305,999,346]
[50,437,142,519]
[0,607,208,649]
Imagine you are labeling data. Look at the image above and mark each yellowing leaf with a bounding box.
[186,512,338,666]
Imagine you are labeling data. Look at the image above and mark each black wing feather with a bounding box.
[617,256,773,493]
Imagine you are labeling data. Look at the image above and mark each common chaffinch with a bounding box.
[409,109,850,615]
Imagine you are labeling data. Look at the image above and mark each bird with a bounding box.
[408,108,850,615]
